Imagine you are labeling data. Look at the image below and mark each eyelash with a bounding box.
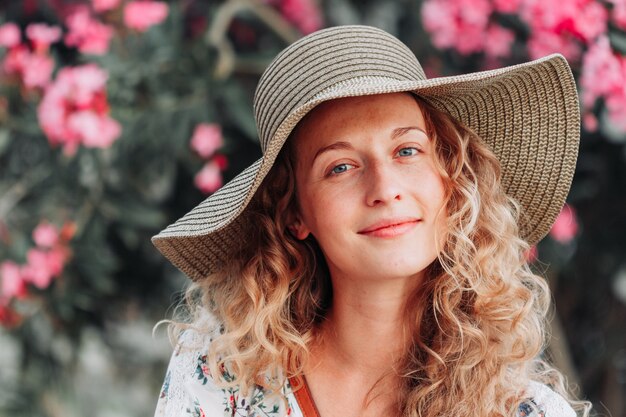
[327,147,422,176]
[397,147,420,157]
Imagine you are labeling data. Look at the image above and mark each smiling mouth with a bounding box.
[358,219,421,238]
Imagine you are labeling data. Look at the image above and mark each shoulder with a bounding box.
[154,313,228,417]
[154,312,295,417]
[519,381,577,417]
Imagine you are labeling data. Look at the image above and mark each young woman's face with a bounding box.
[290,92,448,284]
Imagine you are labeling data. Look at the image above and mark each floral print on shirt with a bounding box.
[155,324,573,417]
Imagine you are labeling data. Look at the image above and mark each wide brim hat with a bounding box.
[152,25,580,281]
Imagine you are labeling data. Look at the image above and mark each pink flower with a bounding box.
[65,7,114,55]
[21,248,65,289]
[2,44,54,89]
[575,2,608,42]
[280,0,323,34]
[2,44,29,75]
[123,1,169,32]
[33,221,59,248]
[92,0,122,13]
[580,36,623,108]
[45,247,67,278]
[21,249,53,289]
[190,123,223,159]
[0,23,21,48]
[527,30,581,61]
[25,23,62,53]
[493,0,522,13]
[21,53,55,89]
[520,0,607,61]
[520,0,573,33]
[484,25,515,58]
[67,110,122,148]
[422,0,458,50]
[549,204,579,243]
[0,261,27,301]
[194,160,223,194]
[422,0,493,55]
[37,64,122,155]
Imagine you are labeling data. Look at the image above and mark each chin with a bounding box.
[364,260,432,281]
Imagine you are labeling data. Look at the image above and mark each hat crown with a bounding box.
[253,25,426,153]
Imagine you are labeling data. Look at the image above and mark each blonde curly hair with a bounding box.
[169,94,590,417]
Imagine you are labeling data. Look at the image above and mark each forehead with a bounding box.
[289,92,427,153]
[299,92,423,129]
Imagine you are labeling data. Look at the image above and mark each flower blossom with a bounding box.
[124,1,169,32]
[580,36,626,130]
[33,221,59,248]
[92,0,122,13]
[421,0,496,56]
[520,0,607,60]
[526,31,582,61]
[64,7,114,55]
[493,0,523,13]
[21,248,66,289]
[421,0,610,62]
[22,53,55,89]
[0,221,73,329]
[0,261,27,302]
[549,204,579,243]
[1,22,58,89]
[0,22,21,48]
[25,23,62,53]
[280,0,323,34]
[194,159,224,194]
[2,43,55,89]
[483,25,515,58]
[38,64,122,155]
[190,123,223,159]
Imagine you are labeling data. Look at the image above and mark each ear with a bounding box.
[287,214,311,241]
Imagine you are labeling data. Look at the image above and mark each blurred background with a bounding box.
[0,0,624,416]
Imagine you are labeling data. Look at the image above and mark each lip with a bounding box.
[358,217,421,237]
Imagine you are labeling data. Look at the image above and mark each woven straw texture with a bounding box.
[152,25,580,281]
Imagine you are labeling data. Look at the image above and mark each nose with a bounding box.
[364,160,403,207]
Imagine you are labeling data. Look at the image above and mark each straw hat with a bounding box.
[152,25,580,281]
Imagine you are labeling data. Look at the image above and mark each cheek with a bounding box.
[421,172,448,242]
[300,190,351,237]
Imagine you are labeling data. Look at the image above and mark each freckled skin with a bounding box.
[290,92,448,287]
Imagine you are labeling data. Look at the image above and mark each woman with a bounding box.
[152,25,590,417]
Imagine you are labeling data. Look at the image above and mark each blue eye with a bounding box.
[330,163,352,175]
[397,147,419,157]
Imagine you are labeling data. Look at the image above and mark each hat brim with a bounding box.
[152,53,579,281]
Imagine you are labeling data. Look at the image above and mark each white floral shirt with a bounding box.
[154,323,577,417]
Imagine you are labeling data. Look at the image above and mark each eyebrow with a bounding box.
[311,126,427,165]
[391,126,427,140]
[312,141,353,165]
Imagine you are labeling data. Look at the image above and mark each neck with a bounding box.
[314,272,423,376]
